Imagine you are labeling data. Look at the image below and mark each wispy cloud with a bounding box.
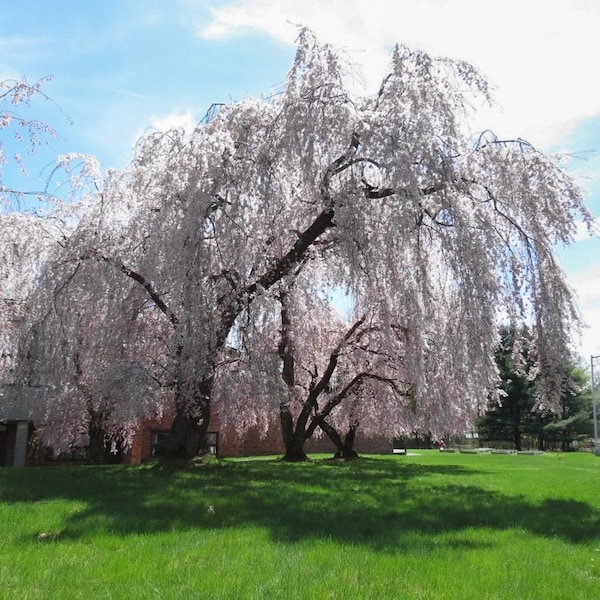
[0,35,50,77]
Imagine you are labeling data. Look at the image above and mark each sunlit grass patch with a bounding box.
[0,451,599,598]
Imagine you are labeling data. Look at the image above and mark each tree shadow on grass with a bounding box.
[1,458,598,550]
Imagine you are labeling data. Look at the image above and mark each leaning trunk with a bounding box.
[319,418,359,460]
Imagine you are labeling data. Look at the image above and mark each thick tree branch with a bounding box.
[95,253,179,326]
[308,315,367,403]
[306,371,404,439]
[219,137,362,337]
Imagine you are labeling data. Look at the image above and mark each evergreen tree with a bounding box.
[478,328,592,450]
[478,326,535,450]
[537,361,592,451]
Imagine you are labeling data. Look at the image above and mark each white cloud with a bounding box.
[570,264,600,358]
[149,110,197,134]
[198,0,600,148]
[573,218,600,242]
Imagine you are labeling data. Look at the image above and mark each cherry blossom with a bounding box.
[5,31,590,458]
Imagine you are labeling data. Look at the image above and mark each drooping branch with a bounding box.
[240,131,454,308]
[95,253,179,326]
[220,136,363,335]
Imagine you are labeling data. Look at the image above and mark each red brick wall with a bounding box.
[219,422,285,457]
[220,419,393,458]
[124,412,394,464]
[125,412,223,464]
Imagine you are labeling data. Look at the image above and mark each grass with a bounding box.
[1,450,599,599]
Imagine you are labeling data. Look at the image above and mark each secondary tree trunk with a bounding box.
[337,425,359,460]
[318,418,359,460]
[513,420,522,451]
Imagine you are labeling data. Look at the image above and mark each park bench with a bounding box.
[392,439,407,455]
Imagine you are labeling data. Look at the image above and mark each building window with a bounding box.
[150,430,219,458]
[50,444,87,462]
[150,431,170,458]
[207,431,219,456]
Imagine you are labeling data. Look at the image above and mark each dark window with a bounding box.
[150,430,219,457]
[150,431,170,458]
[54,445,87,461]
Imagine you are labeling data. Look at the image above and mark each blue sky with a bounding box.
[1,1,294,174]
[2,0,599,359]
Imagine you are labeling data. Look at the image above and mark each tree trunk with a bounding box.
[318,418,359,460]
[167,378,212,458]
[513,424,522,451]
[279,401,309,461]
[282,445,309,461]
[87,408,108,465]
[88,429,106,465]
[277,291,309,462]
[511,402,522,450]
[337,424,359,460]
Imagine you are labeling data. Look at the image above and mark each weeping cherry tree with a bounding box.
[52,30,589,458]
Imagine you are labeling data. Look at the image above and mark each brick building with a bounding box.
[123,411,392,463]
[1,396,393,466]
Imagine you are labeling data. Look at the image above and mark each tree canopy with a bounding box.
[0,31,592,460]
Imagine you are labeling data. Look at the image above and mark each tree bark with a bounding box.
[87,407,109,465]
[279,403,310,460]
[167,377,212,458]
[338,424,359,460]
[513,415,522,451]
[318,418,359,460]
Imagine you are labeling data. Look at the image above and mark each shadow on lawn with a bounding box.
[1,458,598,549]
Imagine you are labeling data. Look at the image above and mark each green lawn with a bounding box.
[1,451,599,599]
